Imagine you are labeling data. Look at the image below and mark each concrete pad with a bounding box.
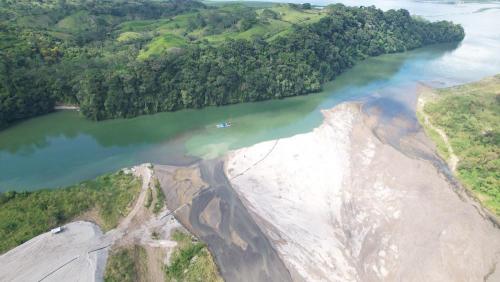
[0,221,107,282]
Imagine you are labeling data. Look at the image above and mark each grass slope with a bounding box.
[419,75,500,215]
[105,245,148,282]
[166,230,222,282]
[0,171,141,253]
[118,4,327,59]
[138,34,188,59]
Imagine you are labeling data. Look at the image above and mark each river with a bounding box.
[1,0,499,191]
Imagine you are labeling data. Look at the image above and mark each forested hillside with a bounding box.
[0,0,465,128]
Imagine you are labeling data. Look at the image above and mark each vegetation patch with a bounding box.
[104,245,148,282]
[153,178,165,214]
[416,111,451,161]
[166,230,222,282]
[138,33,187,59]
[144,187,153,209]
[0,171,141,253]
[419,75,500,215]
[117,31,144,43]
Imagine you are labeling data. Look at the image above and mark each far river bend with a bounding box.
[1,0,500,191]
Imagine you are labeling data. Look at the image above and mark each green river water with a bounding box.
[1,0,500,191]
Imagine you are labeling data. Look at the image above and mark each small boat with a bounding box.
[216,122,232,128]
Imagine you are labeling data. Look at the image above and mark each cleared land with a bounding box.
[418,76,500,216]
[0,164,221,282]
[0,221,107,282]
[0,165,149,282]
[104,165,222,282]
[0,171,141,253]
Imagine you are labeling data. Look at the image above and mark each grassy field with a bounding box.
[138,34,188,59]
[104,245,148,282]
[117,31,144,43]
[0,171,141,253]
[166,230,222,282]
[418,75,500,215]
[117,4,327,59]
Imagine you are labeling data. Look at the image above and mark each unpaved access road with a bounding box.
[0,164,182,282]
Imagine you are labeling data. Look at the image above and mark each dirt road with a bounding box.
[0,164,182,282]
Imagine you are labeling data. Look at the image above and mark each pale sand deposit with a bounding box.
[226,103,500,282]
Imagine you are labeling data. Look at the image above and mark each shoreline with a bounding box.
[416,85,459,172]
[226,101,500,281]
[416,82,500,226]
[2,96,499,281]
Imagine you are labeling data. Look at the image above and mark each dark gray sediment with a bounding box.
[155,159,292,282]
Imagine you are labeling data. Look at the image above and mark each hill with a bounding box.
[0,0,465,128]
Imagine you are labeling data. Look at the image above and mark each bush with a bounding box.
[104,245,147,282]
[153,178,165,214]
[166,230,222,282]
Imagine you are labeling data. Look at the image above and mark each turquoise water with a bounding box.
[1,0,500,191]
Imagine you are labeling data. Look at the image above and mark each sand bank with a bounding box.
[226,102,500,281]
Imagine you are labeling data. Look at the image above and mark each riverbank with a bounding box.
[0,164,221,282]
[2,96,499,281]
[417,76,500,216]
[417,86,459,172]
[226,102,500,281]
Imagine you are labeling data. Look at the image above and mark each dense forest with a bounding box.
[0,0,465,128]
